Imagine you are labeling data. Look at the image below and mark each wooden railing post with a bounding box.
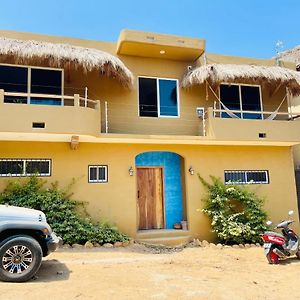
[0,89,4,105]
[74,94,80,107]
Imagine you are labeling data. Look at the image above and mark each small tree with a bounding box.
[199,175,267,244]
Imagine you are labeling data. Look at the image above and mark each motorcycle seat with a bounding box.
[264,231,285,239]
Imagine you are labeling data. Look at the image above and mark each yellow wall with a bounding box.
[0,141,298,241]
[0,30,294,137]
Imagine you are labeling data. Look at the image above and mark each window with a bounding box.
[0,159,51,177]
[138,77,179,117]
[0,64,63,106]
[224,170,269,185]
[220,84,262,119]
[88,165,108,183]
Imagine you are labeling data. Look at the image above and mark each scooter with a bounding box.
[262,210,300,264]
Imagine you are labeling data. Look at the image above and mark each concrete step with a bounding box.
[136,235,192,246]
[136,229,190,239]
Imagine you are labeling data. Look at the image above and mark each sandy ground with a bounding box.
[1,244,299,300]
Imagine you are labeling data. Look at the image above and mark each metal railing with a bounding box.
[212,108,300,121]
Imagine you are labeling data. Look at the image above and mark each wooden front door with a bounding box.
[137,167,164,230]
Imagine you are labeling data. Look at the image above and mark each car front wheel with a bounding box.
[0,235,42,282]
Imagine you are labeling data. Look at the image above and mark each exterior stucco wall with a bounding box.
[0,141,298,241]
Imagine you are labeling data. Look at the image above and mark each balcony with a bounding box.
[0,90,101,136]
[204,107,300,145]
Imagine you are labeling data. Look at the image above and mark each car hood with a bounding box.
[0,205,47,222]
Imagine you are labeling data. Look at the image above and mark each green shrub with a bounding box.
[0,177,129,245]
[199,175,267,244]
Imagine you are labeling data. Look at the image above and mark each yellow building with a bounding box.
[0,29,300,244]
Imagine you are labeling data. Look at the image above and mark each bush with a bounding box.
[0,177,129,245]
[199,175,267,244]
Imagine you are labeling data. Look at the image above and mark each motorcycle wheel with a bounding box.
[266,250,279,264]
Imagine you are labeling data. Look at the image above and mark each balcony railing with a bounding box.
[212,108,300,121]
[0,90,100,110]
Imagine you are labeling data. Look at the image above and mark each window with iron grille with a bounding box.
[88,165,108,183]
[0,159,51,177]
[224,170,269,185]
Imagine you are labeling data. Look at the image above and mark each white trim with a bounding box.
[219,83,263,119]
[0,159,51,177]
[0,63,64,104]
[224,170,269,185]
[137,76,180,118]
[88,165,108,183]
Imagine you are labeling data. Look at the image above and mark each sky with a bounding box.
[0,0,299,59]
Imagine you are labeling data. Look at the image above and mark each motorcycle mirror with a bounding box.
[288,210,294,216]
[266,221,272,226]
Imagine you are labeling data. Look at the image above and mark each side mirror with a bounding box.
[288,210,294,216]
[266,221,272,226]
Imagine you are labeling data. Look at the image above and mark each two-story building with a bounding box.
[0,29,300,244]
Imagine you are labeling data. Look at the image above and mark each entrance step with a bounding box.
[136,230,191,246]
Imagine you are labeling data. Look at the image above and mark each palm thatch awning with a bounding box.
[181,63,300,96]
[0,37,134,88]
[280,46,300,71]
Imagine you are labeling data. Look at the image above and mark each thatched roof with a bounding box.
[279,46,300,70]
[0,37,134,88]
[181,63,300,96]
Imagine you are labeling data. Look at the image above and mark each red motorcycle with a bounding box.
[262,210,300,264]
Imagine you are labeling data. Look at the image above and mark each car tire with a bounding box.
[0,235,42,282]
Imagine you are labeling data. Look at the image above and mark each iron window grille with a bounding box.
[0,159,51,177]
[88,165,108,183]
[224,170,269,185]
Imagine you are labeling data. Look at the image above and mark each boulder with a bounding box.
[103,243,114,248]
[84,241,94,249]
[114,241,123,247]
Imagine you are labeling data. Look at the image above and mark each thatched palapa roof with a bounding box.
[0,37,134,88]
[279,46,300,70]
[181,63,300,96]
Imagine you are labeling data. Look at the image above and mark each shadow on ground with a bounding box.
[278,257,300,266]
[32,259,71,282]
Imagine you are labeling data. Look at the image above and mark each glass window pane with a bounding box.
[31,68,62,95]
[4,96,27,104]
[246,171,267,183]
[159,79,178,116]
[26,160,50,175]
[139,78,158,117]
[98,167,106,181]
[0,160,23,176]
[241,86,262,119]
[89,167,97,181]
[0,65,27,93]
[30,97,61,106]
[220,84,241,118]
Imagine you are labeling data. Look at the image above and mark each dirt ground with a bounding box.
[1,243,299,300]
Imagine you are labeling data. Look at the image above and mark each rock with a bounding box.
[72,243,83,249]
[194,239,201,247]
[232,245,239,249]
[129,239,135,245]
[62,243,71,249]
[94,243,101,247]
[256,243,262,247]
[245,243,251,248]
[114,242,123,247]
[84,241,94,249]
[250,244,256,248]
[122,241,130,247]
[216,243,223,249]
[103,243,114,248]
[210,243,217,248]
[201,240,209,247]
[239,244,245,248]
